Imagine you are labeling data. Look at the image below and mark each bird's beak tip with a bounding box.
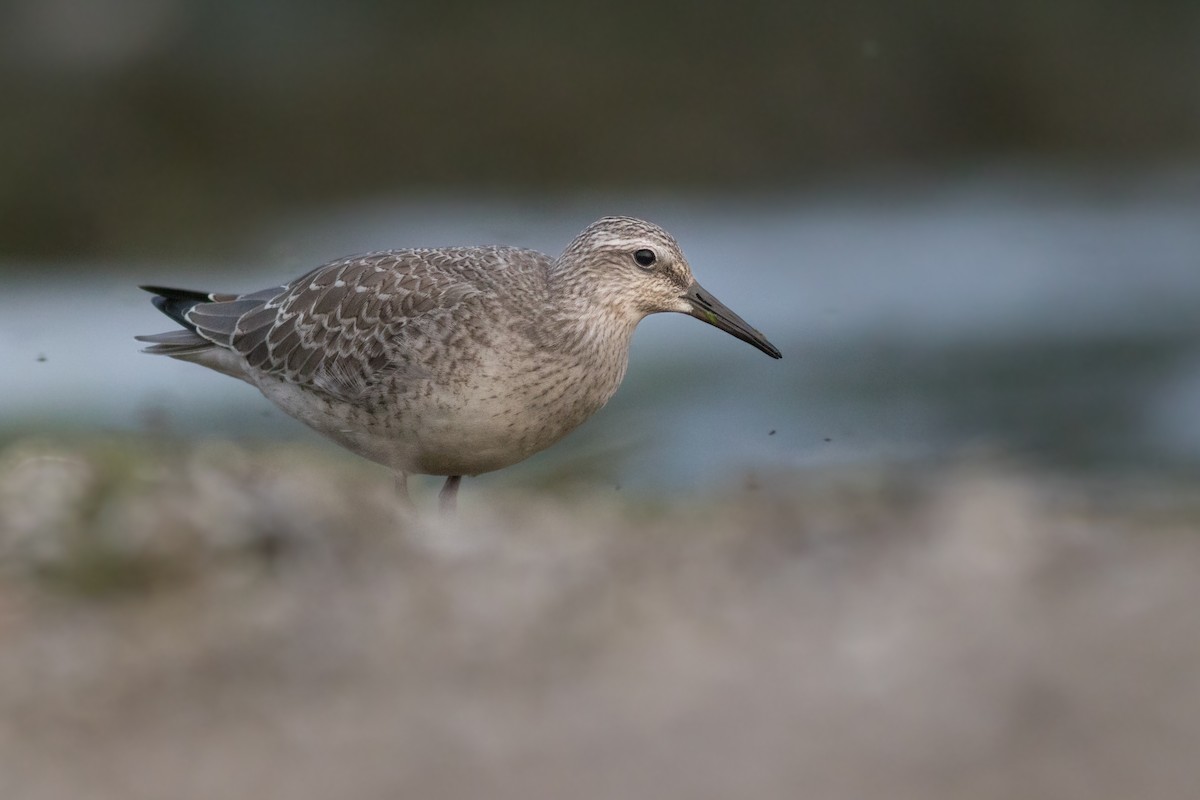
[683,282,782,361]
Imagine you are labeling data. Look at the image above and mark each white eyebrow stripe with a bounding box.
[585,234,648,251]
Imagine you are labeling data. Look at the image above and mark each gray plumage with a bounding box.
[137,216,781,508]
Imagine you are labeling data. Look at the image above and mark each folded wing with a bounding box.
[140,251,482,400]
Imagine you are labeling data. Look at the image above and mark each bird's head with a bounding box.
[557,216,782,359]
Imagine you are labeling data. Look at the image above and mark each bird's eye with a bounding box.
[633,249,657,268]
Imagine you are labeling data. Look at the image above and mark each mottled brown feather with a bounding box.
[192,250,494,400]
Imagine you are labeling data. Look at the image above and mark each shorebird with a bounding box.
[137,216,781,510]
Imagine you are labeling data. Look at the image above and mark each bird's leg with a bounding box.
[439,475,462,514]
[394,471,413,509]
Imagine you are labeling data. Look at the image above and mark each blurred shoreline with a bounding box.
[2,438,1198,799]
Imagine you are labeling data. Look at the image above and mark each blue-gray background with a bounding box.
[3,0,1199,490]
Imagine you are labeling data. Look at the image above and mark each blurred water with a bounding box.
[3,165,1199,489]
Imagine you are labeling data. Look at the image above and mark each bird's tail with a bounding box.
[135,285,216,355]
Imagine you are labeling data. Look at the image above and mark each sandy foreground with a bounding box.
[1,439,1198,800]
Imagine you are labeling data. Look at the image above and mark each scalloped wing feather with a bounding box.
[203,252,484,401]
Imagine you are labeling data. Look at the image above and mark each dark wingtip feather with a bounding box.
[150,294,171,314]
[141,285,213,331]
[140,285,212,301]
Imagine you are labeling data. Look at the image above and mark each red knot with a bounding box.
[137,216,781,510]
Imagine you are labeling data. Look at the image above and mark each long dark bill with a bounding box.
[682,281,782,359]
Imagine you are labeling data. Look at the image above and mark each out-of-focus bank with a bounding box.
[1,438,1198,800]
